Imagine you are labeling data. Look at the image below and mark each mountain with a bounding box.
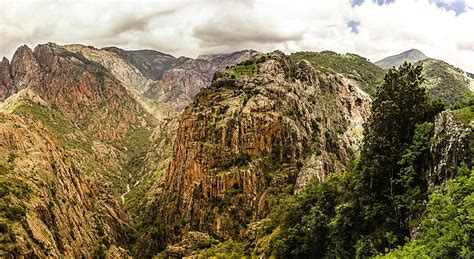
[0,42,472,258]
[0,109,132,258]
[0,43,260,257]
[143,49,258,117]
[137,51,372,256]
[102,47,184,81]
[375,49,428,69]
[295,49,472,104]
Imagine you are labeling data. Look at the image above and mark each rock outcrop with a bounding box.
[1,43,148,142]
[139,51,371,256]
[428,110,472,187]
[143,50,259,117]
[0,113,131,257]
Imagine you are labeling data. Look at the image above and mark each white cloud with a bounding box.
[0,0,473,72]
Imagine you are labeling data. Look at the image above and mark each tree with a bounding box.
[354,62,438,250]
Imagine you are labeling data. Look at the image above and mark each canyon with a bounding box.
[0,43,472,257]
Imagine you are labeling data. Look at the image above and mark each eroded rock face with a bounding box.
[0,58,14,101]
[428,111,472,187]
[144,50,259,117]
[3,43,146,142]
[0,113,131,257]
[139,51,371,256]
[103,47,181,81]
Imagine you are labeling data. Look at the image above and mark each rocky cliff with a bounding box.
[138,51,371,256]
[0,112,131,257]
[143,49,259,117]
[428,110,472,187]
[0,43,149,142]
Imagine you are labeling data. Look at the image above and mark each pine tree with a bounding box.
[354,62,437,250]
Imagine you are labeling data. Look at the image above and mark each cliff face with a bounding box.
[0,113,131,258]
[139,51,371,256]
[428,110,472,187]
[0,58,14,101]
[144,50,259,117]
[1,43,147,142]
[102,47,182,81]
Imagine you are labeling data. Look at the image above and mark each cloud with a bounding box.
[0,0,473,72]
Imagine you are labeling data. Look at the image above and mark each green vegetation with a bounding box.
[0,153,32,254]
[290,51,385,95]
[384,163,473,258]
[198,240,249,258]
[289,51,473,106]
[258,62,471,257]
[229,59,261,80]
[453,102,474,126]
[422,59,473,104]
[9,101,88,151]
[219,153,252,171]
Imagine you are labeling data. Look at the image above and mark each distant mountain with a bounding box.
[292,50,472,104]
[375,49,428,69]
[102,47,185,81]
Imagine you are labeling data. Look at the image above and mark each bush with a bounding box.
[1,204,26,221]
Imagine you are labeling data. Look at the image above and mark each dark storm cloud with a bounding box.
[108,9,177,36]
[193,14,304,47]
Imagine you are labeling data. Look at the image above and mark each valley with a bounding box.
[0,43,472,258]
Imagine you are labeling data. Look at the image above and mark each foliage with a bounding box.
[267,172,353,258]
[290,51,385,95]
[422,59,473,104]
[393,122,433,229]
[384,164,473,257]
[229,60,259,80]
[219,153,252,170]
[452,103,474,127]
[262,62,456,258]
[198,240,249,258]
[353,63,440,252]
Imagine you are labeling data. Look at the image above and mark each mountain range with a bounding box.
[0,43,472,257]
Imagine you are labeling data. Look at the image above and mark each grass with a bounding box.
[452,105,473,127]
[422,59,473,104]
[229,60,260,80]
[290,51,385,96]
[8,101,89,151]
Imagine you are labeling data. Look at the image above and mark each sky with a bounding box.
[0,0,473,72]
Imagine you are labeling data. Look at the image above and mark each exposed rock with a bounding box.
[197,49,258,68]
[103,47,182,81]
[375,49,428,69]
[139,51,371,256]
[143,50,260,117]
[0,57,14,101]
[428,110,472,187]
[0,113,131,257]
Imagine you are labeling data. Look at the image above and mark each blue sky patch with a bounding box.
[347,20,361,34]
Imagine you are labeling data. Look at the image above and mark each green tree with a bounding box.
[384,164,473,257]
[354,62,439,250]
[394,122,433,229]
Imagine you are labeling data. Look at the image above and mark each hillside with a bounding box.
[290,50,473,105]
[290,51,385,96]
[421,58,473,104]
[0,43,472,258]
[137,51,372,256]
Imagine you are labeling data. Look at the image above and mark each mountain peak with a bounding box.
[375,48,428,69]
